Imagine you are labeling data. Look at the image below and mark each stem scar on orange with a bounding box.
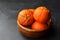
[32,21,48,31]
[17,9,34,26]
[33,6,50,23]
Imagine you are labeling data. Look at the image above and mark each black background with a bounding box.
[0,0,60,40]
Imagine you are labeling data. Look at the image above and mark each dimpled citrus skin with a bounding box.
[33,6,50,23]
[32,21,48,31]
[18,9,34,26]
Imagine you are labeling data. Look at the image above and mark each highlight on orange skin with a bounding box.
[29,9,35,12]
[32,21,48,31]
[18,9,34,26]
[33,6,50,23]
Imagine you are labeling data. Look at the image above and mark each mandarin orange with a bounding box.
[18,9,34,26]
[33,6,50,23]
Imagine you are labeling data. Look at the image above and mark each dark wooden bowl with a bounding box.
[17,19,51,38]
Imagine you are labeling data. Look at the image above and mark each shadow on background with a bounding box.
[19,23,57,40]
[0,0,60,40]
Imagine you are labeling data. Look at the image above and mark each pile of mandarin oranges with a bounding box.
[17,6,50,31]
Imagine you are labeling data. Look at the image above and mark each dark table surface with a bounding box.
[0,0,60,40]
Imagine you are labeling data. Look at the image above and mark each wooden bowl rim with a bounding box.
[17,19,51,32]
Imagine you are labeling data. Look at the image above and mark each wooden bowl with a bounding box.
[17,19,51,38]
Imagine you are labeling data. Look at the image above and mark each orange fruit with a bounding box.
[32,21,48,31]
[33,6,50,23]
[17,9,34,26]
[29,9,35,12]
